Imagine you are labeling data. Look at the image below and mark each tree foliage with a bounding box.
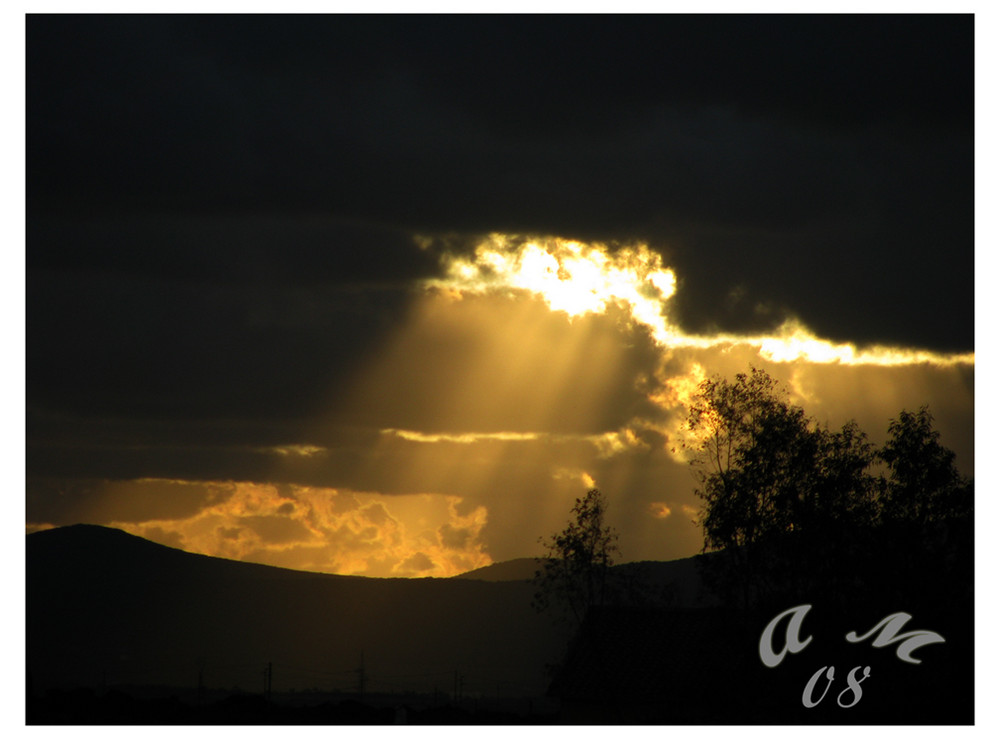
[880,406,973,524]
[533,488,620,627]
[686,369,879,542]
[684,367,971,611]
[875,405,974,607]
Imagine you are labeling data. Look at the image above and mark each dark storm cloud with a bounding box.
[27,262,415,423]
[28,214,437,286]
[26,14,973,514]
[28,14,972,342]
[28,14,972,216]
[25,476,235,527]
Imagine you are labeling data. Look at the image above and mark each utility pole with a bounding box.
[265,661,272,702]
[356,652,367,702]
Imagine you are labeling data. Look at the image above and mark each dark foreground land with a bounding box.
[27,524,973,725]
[28,687,558,725]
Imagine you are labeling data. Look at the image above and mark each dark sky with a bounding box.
[26,14,975,574]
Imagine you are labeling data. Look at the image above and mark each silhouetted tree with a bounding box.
[683,368,881,609]
[683,366,975,615]
[532,488,620,627]
[874,406,973,609]
[684,368,810,550]
[879,406,972,524]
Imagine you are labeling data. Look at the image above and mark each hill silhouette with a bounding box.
[455,558,541,582]
[456,554,713,608]
[26,525,710,704]
[27,525,565,699]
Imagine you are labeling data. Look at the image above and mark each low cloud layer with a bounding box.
[30,480,492,578]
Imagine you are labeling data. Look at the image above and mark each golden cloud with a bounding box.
[681,505,700,521]
[382,429,542,444]
[414,234,974,481]
[649,502,672,519]
[259,444,328,458]
[425,233,973,368]
[107,481,493,578]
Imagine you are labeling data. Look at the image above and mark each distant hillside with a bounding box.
[456,558,541,582]
[458,555,714,608]
[27,525,565,698]
[26,525,715,700]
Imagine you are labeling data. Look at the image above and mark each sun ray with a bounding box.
[135,231,971,574]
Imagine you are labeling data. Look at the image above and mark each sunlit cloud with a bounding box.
[425,233,973,368]
[591,428,648,458]
[382,429,542,444]
[426,234,677,340]
[259,444,328,458]
[649,502,672,519]
[106,480,492,578]
[384,427,647,459]
[414,232,974,485]
[681,505,700,521]
[551,467,596,490]
[706,320,975,367]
